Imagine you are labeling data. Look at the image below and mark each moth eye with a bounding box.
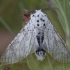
[37,20,39,22]
[37,24,39,26]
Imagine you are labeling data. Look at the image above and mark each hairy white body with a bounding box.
[0,10,70,64]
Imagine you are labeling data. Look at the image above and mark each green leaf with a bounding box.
[27,53,70,70]
[0,16,15,35]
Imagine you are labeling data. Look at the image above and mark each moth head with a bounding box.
[22,8,53,23]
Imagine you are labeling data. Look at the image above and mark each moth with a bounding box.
[0,8,70,64]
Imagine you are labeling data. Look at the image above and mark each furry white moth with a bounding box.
[0,9,70,64]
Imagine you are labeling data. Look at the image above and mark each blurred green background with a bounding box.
[0,0,70,70]
[0,0,48,34]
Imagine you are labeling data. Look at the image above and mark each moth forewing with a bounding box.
[45,20,70,63]
[0,10,35,64]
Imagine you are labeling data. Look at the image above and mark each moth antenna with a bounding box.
[22,8,57,23]
[23,9,35,14]
[28,8,54,13]
[27,7,57,13]
[28,10,35,14]
[41,7,57,11]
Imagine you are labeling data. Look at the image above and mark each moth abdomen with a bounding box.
[36,48,46,55]
[35,48,46,61]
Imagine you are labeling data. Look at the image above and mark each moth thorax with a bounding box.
[36,31,44,46]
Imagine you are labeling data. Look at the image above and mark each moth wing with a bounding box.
[45,21,70,63]
[0,27,34,64]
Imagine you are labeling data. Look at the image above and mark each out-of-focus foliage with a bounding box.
[51,0,70,50]
[0,59,30,70]
[27,53,70,70]
[0,0,47,34]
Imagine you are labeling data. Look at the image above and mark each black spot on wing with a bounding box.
[37,24,39,26]
[43,23,45,26]
[40,18,45,22]
[37,20,39,22]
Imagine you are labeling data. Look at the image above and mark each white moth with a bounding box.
[0,9,70,64]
